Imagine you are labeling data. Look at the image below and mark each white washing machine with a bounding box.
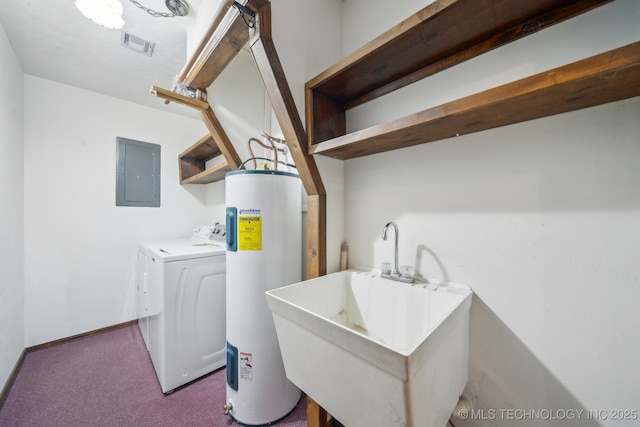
[137,224,226,393]
[137,238,178,351]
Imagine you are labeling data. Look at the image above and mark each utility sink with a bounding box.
[265,268,472,427]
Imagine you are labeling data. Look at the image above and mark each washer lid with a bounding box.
[138,238,183,254]
[148,239,225,262]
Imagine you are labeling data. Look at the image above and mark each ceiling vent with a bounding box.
[120,31,155,57]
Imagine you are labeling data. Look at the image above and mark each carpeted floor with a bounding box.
[0,325,308,427]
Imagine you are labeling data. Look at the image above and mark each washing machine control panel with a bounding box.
[193,223,226,243]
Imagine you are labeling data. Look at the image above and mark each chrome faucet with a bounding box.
[381,222,414,283]
[382,222,400,276]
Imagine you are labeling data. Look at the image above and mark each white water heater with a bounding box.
[224,170,302,425]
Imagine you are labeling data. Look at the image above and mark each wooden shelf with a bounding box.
[178,134,231,184]
[180,161,232,184]
[305,0,615,152]
[309,42,640,160]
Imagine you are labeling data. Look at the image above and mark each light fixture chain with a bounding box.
[129,0,177,17]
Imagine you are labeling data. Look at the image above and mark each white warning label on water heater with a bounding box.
[240,352,252,381]
[238,215,262,251]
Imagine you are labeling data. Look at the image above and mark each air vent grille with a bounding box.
[120,31,155,57]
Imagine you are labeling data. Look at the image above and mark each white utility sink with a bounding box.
[265,268,472,427]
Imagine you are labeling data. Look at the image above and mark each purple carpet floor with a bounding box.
[0,325,308,427]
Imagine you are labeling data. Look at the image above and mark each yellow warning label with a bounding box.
[238,216,262,251]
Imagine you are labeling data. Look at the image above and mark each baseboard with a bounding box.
[26,320,138,353]
[0,348,26,410]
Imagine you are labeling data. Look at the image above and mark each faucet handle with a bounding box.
[381,262,392,275]
[400,265,414,278]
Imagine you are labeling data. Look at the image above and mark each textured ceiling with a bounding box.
[0,0,208,118]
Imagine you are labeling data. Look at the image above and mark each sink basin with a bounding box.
[265,268,472,427]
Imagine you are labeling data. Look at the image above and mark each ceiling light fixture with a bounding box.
[165,0,189,16]
[129,0,190,17]
[75,0,125,29]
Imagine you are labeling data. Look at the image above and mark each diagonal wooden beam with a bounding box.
[181,0,270,89]
[199,106,243,171]
[248,4,325,198]
[247,4,328,426]
[150,85,243,171]
[177,0,236,84]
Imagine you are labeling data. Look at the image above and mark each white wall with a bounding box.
[23,76,210,347]
[340,0,640,425]
[0,20,24,390]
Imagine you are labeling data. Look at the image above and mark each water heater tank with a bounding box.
[224,170,302,425]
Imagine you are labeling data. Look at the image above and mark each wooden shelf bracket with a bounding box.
[150,85,243,182]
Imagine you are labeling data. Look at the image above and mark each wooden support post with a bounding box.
[307,396,328,427]
[305,194,327,280]
[248,4,328,426]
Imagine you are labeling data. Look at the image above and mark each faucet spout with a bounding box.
[382,222,400,276]
[381,221,414,283]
